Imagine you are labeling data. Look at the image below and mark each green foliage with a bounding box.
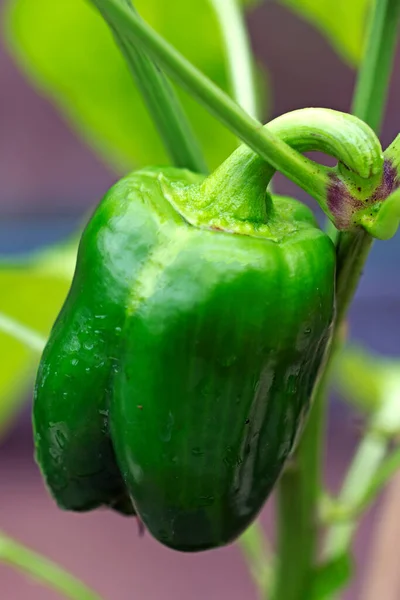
[334,345,400,413]
[0,242,76,437]
[279,0,370,66]
[4,0,240,171]
[241,0,263,8]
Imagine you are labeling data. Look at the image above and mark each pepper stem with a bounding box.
[200,107,384,228]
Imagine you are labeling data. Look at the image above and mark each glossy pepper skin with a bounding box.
[34,146,335,551]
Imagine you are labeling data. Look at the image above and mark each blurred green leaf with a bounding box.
[241,0,263,8]
[333,345,400,413]
[4,0,245,171]
[0,242,76,437]
[360,445,400,511]
[308,553,353,599]
[279,0,370,66]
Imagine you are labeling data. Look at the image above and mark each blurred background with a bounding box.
[1,0,400,598]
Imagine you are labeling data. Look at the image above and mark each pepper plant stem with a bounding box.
[0,531,103,600]
[323,0,400,570]
[93,0,329,203]
[274,2,400,599]
[323,365,400,598]
[274,376,327,600]
[324,432,387,560]
[351,0,400,133]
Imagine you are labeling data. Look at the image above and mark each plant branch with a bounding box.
[0,531,103,600]
[275,1,400,598]
[91,0,208,173]
[324,430,387,560]
[210,0,259,118]
[324,371,400,558]
[238,522,274,597]
[322,445,400,524]
[351,0,400,132]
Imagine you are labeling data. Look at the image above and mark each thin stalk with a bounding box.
[324,371,400,559]
[361,472,400,600]
[351,0,400,132]
[275,1,400,598]
[0,312,46,353]
[0,531,103,600]
[210,0,259,118]
[93,0,329,203]
[91,0,207,173]
[322,445,400,524]
[357,445,400,512]
[238,523,275,597]
[324,433,387,559]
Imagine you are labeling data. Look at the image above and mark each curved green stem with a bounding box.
[91,0,207,173]
[209,0,259,118]
[0,531,103,600]
[268,109,383,180]
[198,107,383,229]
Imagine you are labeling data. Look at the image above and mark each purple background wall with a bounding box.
[1,2,400,599]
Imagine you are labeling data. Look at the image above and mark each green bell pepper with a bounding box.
[34,111,338,551]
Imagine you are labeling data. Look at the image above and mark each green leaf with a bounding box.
[308,553,353,599]
[0,242,76,437]
[333,345,400,413]
[241,0,263,7]
[279,0,370,66]
[4,0,242,171]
